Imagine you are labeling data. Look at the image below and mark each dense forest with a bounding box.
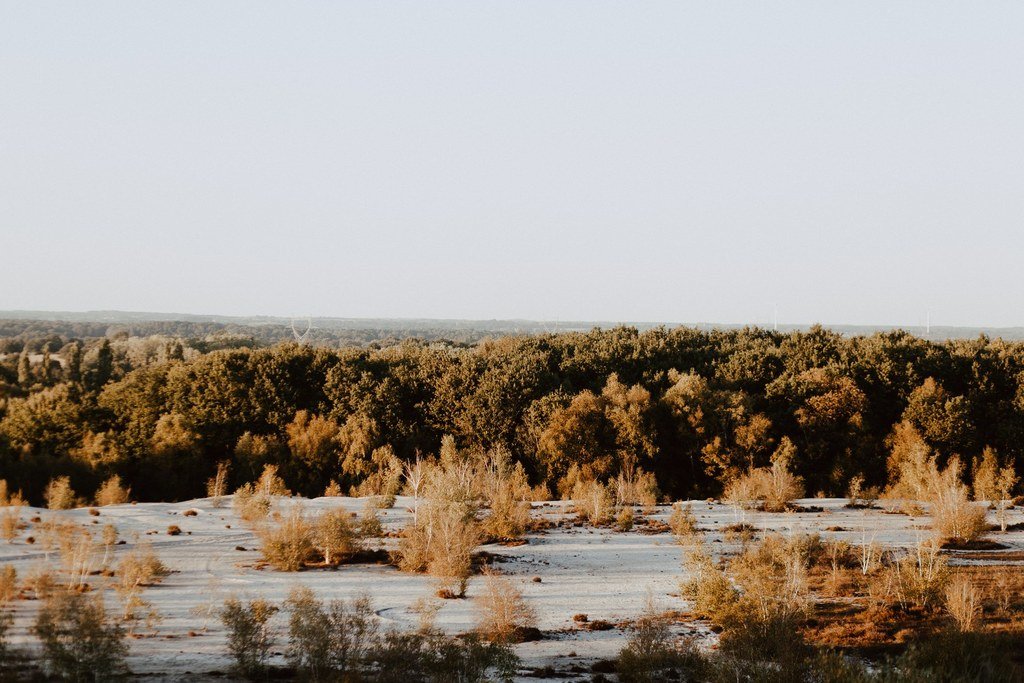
[1,322,1022,505]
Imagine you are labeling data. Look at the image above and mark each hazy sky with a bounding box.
[2,2,1023,326]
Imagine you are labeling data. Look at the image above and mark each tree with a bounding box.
[66,342,83,384]
[87,339,114,392]
[16,350,31,387]
[286,411,341,495]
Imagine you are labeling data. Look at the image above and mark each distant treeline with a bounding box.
[1,324,1022,504]
[0,318,490,350]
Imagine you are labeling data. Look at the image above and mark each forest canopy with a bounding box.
[2,323,1023,505]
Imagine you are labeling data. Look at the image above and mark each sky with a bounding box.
[2,2,1023,327]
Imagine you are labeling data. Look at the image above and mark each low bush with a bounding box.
[0,566,17,604]
[34,588,128,681]
[285,586,377,681]
[256,506,314,571]
[116,544,170,627]
[221,597,279,679]
[668,501,698,541]
[616,506,634,532]
[396,500,479,598]
[617,599,702,683]
[224,591,519,682]
[475,568,537,644]
[943,574,981,632]
[311,508,357,565]
[723,441,804,514]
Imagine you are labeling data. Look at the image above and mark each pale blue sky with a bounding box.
[2,2,1023,326]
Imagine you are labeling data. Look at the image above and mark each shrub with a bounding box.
[880,630,1022,683]
[353,446,403,507]
[94,476,131,507]
[478,449,532,541]
[254,464,290,497]
[616,506,635,532]
[944,574,981,632]
[312,508,357,565]
[669,501,698,541]
[481,485,531,541]
[0,606,13,673]
[322,480,342,497]
[34,588,128,681]
[724,442,804,514]
[475,568,536,643]
[357,500,384,538]
[221,597,279,678]
[56,525,95,589]
[285,586,378,681]
[396,500,479,598]
[931,458,988,544]
[680,541,737,622]
[98,524,118,569]
[884,539,950,610]
[116,544,169,626]
[846,475,880,509]
[571,478,613,525]
[233,484,271,522]
[0,495,24,543]
[257,505,314,571]
[617,598,702,683]
[428,505,479,598]
[614,468,660,509]
[24,565,57,601]
[0,566,17,604]
[45,476,79,511]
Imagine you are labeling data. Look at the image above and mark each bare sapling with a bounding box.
[972,448,1019,532]
[571,478,613,525]
[206,460,231,508]
[403,453,429,524]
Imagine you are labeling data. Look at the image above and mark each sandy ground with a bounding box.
[1,495,1021,681]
